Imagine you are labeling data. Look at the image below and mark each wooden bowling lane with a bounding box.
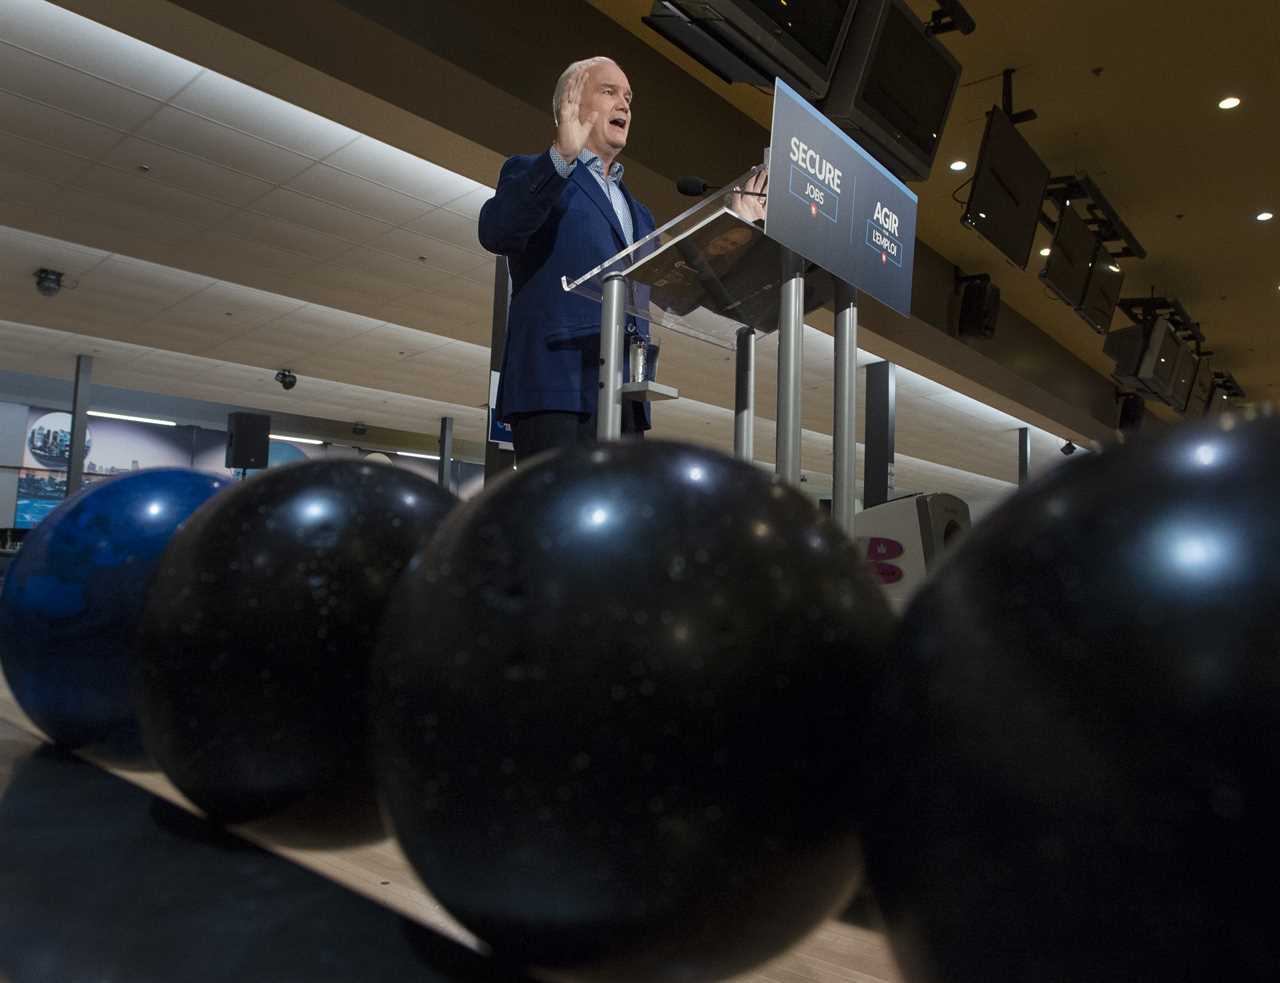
[0,677,901,983]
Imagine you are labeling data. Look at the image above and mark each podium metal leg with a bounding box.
[597,272,626,442]
[734,325,755,461]
[832,283,857,533]
[776,256,804,485]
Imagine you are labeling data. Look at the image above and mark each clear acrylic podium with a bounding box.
[563,173,862,531]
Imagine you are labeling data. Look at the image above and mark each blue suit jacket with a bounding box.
[478,150,657,426]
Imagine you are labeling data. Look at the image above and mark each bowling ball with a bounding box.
[0,469,227,756]
[864,415,1280,982]
[135,460,455,827]
[371,441,894,982]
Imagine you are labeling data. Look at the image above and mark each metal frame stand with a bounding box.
[832,282,858,532]
[734,325,755,461]
[67,354,93,496]
[597,272,627,441]
[864,360,896,508]
[437,416,454,492]
[776,251,805,485]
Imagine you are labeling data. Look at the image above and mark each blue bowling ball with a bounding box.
[0,468,228,755]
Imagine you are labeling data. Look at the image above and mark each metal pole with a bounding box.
[484,256,515,482]
[1018,425,1030,486]
[733,325,755,461]
[66,354,93,496]
[597,272,626,441]
[437,416,454,492]
[775,251,805,485]
[864,360,896,508]
[832,282,858,533]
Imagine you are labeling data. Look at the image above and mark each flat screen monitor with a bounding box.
[1169,345,1200,412]
[1136,317,1182,401]
[653,0,860,99]
[1079,253,1125,333]
[1040,204,1098,308]
[1205,383,1235,417]
[1104,323,1146,385]
[1190,354,1215,408]
[821,0,962,181]
[962,107,1051,269]
[738,0,859,74]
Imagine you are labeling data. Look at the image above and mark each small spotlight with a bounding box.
[1257,211,1274,222]
[949,160,968,171]
[1218,96,1241,110]
[1039,247,1051,257]
[1060,440,1077,457]
[274,369,297,391]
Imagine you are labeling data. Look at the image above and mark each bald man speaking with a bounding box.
[479,57,655,466]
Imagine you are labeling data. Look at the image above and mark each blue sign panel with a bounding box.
[488,370,513,449]
[765,78,918,316]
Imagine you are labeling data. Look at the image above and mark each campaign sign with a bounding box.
[765,78,918,316]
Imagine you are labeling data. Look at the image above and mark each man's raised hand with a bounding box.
[554,67,597,162]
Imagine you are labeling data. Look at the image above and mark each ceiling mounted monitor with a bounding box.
[1189,354,1215,412]
[1168,345,1201,413]
[1136,317,1184,402]
[643,0,860,100]
[1040,204,1098,308]
[962,107,1051,269]
[1078,254,1125,333]
[820,0,962,182]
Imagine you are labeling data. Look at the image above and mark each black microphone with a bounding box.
[677,175,711,196]
[677,175,767,198]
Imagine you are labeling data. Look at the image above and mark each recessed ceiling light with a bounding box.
[1108,263,1121,273]
[1039,247,1051,257]
[978,211,987,219]
[1257,211,1274,221]
[949,160,967,171]
[1218,96,1241,110]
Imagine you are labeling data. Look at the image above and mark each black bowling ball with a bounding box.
[136,460,455,829]
[864,415,1280,982]
[371,441,894,982]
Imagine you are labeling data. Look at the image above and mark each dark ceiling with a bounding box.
[588,0,1280,407]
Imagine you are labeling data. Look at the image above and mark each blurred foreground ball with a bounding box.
[136,460,455,827]
[865,415,1280,982]
[0,469,226,756]
[372,441,894,982]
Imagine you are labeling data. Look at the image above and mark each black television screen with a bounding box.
[962,107,1051,269]
[1079,253,1125,332]
[1169,345,1200,412]
[1041,204,1098,308]
[739,0,858,71]
[647,1,858,99]
[821,0,961,182]
[1137,317,1182,401]
[861,1,957,164]
[1189,354,1215,410]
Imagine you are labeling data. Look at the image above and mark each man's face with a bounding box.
[580,61,632,156]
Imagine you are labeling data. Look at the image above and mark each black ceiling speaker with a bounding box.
[1117,392,1146,433]
[957,275,1000,339]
